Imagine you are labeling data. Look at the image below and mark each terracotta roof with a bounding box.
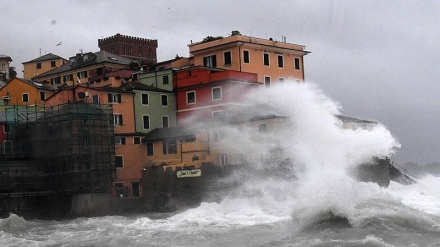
[5,78,54,91]
[122,82,172,93]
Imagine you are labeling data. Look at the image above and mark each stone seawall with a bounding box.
[1,193,145,220]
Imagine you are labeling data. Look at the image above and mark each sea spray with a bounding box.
[196,81,402,229]
[5,82,437,246]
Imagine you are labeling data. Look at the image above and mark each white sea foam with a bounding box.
[201,82,401,228]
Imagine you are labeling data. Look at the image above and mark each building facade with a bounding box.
[0,55,12,81]
[188,34,310,86]
[0,78,55,106]
[98,33,158,66]
[34,51,134,89]
[174,66,260,124]
[22,53,67,80]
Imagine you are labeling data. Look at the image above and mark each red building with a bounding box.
[174,66,261,124]
[98,33,158,66]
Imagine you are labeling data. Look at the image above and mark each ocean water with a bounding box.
[2,83,439,246]
[1,176,439,247]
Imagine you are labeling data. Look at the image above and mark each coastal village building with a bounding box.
[188,34,310,86]
[98,33,158,66]
[0,77,55,106]
[22,53,67,80]
[0,55,12,81]
[33,51,134,89]
[1,32,314,206]
[174,66,261,124]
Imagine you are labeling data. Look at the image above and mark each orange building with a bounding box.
[22,53,67,80]
[44,79,147,198]
[188,33,310,86]
[0,77,55,106]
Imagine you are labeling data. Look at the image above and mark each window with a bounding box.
[146,142,154,156]
[259,123,267,133]
[279,78,285,83]
[187,91,196,104]
[108,93,121,103]
[96,67,103,75]
[203,55,217,67]
[133,137,141,145]
[84,138,89,149]
[219,153,228,166]
[92,94,99,104]
[114,182,125,197]
[51,77,61,85]
[77,71,88,79]
[264,76,271,87]
[22,93,29,103]
[212,87,222,100]
[40,92,46,101]
[63,74,73,82]
[162,75,169,85]
[214,130,227,141]
[115,156,123,168]
[161,95,168,106]
[115,136,126,145]
[4,141,12,154]
[212,111,223,119]
[163,139,177,154]
[278,55,284,68]
[162,116,169,128]
[124,47,132,56]
[132,182,140,197]
[141,93,149,105]
[36,63,41,69]
[263,53,270,66]
[224,51,232,66]
[143,115,150,130]
[50,61,56,67]
[4,124,11,133]
[113,114,123,126]
[243,50,250,63]
[294,57,301,70]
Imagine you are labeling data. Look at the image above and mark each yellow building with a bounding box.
[0,77,55,106]
[188,33,310,86]
[142,113,290,171]
[22,53,67,80]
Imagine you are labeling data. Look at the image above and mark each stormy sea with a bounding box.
[2,83,439,246]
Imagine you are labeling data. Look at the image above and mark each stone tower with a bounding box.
[98,33,158,66]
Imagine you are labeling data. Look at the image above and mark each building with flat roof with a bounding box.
[188,33,310,86]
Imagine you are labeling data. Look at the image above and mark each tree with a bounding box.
[9,66,17,79]
[202,36,223,43]
[231,30,241,36]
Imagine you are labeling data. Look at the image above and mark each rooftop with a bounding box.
[22,53,66,64]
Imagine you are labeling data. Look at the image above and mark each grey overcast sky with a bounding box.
[1,0,439,165]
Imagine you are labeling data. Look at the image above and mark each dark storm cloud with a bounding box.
[1,0,439,164]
